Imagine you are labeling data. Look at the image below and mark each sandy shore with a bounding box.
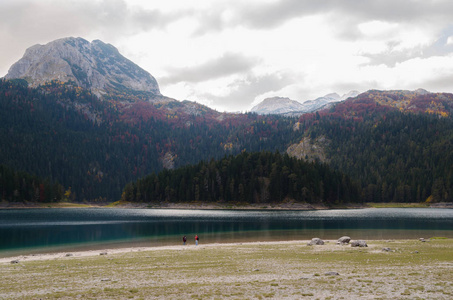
[1,239,452,299]
[0,240,297,263]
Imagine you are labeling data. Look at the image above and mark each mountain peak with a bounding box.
[323,93,340,99]
[414,88,430,95]
[5,37,160,98]
[251,97,304,114]
[251,91,361,116]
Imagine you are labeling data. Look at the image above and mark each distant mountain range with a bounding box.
[5,36,361,118]
[251,91,360,115]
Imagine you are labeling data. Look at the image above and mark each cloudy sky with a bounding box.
[1,0,453,112]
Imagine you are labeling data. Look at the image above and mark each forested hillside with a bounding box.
[121,151,359,205]
[0,79,301,201]
[2,78,452,204]
[298,90,453,203]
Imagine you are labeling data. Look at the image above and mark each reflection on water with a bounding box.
[0,208,452,256]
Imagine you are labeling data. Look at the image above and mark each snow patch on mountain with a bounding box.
[251,91,360,115]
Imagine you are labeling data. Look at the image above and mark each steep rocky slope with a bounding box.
[5,37,161,100]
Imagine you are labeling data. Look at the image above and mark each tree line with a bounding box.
[121,151,360,204]
[0,164,65,202]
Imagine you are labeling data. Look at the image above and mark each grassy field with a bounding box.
[1,239,452,299]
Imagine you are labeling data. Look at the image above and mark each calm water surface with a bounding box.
[0,208,452,257]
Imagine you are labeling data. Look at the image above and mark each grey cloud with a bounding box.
[420,74,453,92]
[361,46,423,68]
[160,53,261,84]
[192,0,330,34]
[200,72,296,111]
[361,26,453,67]
[0,0,177,39]
[194,0,453,38]
[257,0,453,30]
[0,0,182,75]
[230,0,326,29]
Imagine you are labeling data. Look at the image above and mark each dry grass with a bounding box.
[1,239,452,299]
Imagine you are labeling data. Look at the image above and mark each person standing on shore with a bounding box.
[195,234,199,246]
[183,236,187,245]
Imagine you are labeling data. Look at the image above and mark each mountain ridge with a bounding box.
[251,91,360,115]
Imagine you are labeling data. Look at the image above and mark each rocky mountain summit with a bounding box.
[3,37,232,125]
[5,37,161,99]
[251,91,360,115]
[297,91,359,113]
[251,97,305,114]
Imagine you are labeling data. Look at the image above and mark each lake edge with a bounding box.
[2,200,451,210]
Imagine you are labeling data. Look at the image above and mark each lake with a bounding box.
[0,208,452,257]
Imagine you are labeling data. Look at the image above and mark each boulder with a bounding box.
[10,260,19,264]
[325,271,340,276]
[382,247,392,252]
[351,240,368,247]
[308,238,324,246]
[337,236,351,244]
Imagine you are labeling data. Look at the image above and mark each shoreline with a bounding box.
[1,200,450,210]
[1,237,450,263]
[0,240,304,263]
[0,238,438,263]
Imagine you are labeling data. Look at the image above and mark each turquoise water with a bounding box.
[0,208,452,257]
